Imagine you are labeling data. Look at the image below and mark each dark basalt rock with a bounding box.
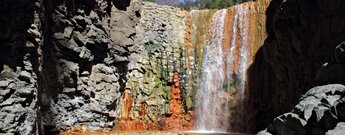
[0,0,40,134]
[0,0,142,134]
[40,0,142,133]
[247,0,345,132]
[326,122,345,135]
[258,84,345,135]
[314,43,345,87]
[335,42,345,62]
[257,40,345,134]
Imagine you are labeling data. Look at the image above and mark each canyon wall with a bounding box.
[41,0,142,133]
[258,42,345,135]
[248,0,345,132]
[0,0,273,133]
[0,0,143,134]
[124,1,187,124]
[0,0,189,133]
[0,0,42,134]
[4,0,345,134]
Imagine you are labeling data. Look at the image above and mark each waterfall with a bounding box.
[238,4,250,98]
[195,3,253,132]
[196,9,227,132]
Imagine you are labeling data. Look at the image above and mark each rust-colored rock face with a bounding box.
[122,91,133,120]
[184,10,217,70]
[222,2,265,77]
[118,91,136,131]
[160,72,194,131]
[169,72,182,117]
[115,72,193,132]
[183,10,217,110]
[119,120,136,130]
[139,102,146,118]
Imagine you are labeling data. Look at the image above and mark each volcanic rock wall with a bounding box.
[0,0,42,134]
[248,0,345,132]
[183,9,216,110]
[6,0,345,134]
[0,0,190,133]
[258,42,345,134]
[40,0,142,132]
[0,0,143,134]
[124,1,187,124]
[257,83,345,135]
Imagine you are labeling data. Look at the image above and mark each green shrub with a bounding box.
[179,0,252,10]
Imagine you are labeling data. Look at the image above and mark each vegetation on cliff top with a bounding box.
[144,0,252,10]
[180,0,251,10]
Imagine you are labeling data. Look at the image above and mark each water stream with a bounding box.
[196,9,228,131]
[195,4,252,132]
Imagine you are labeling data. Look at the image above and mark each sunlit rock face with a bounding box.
[0,0,143,133]
[0,0,274,133]
[37,0,143,133]
[183,9,217,110]
[12,0,345,133]
[124,2,188,125]
[116,0,271,132]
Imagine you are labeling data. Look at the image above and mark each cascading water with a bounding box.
[195,4,253,132]
[196,9,228,132]
[238,5,250,96]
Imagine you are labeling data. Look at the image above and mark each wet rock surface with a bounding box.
[124,1,188,125]
[115,73,193,131]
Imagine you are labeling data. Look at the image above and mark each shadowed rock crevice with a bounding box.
[248,0,345,133]
[113,0,131,11]
[0,0,41,134]
[258,84,345,135]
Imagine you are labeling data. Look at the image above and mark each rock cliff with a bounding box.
[124,2,187,124]
[257,84,345,135]
[2,0,345,134]
[0,0,142,134]
[0,0,42,134]
[257,42,345,134]
[41,0,142,133]
[0,0,192,133]
[0,0,272,133]
[248,0,345,132]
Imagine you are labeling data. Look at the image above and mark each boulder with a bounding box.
[326,122,345,135]
[258,84,345,135]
